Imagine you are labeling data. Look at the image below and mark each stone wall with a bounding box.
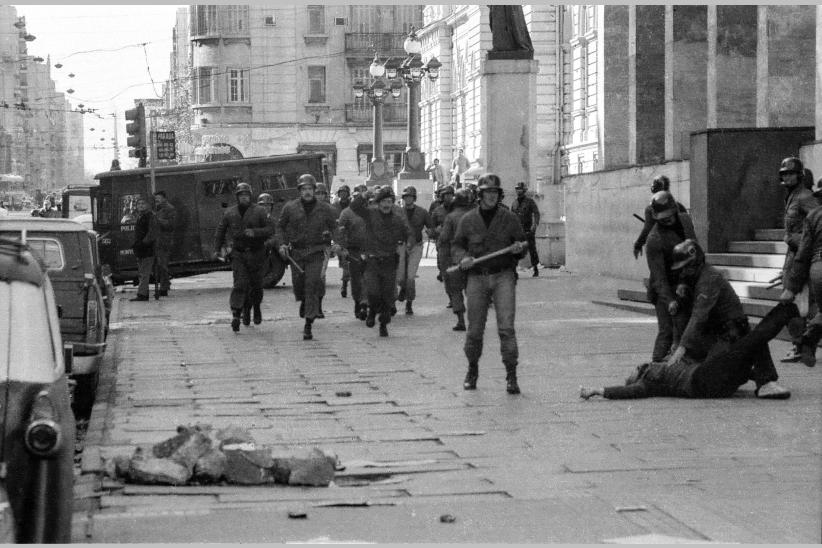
[564,161,690,279]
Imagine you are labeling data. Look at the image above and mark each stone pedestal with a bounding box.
[480,58,538,195]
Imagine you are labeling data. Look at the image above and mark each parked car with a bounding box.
[0,218,108,416]
[0,238,76,542]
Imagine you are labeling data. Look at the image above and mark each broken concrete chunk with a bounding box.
[128,456,191,485]
[169,431,213,473]
[152,426,195,459]
[271,447,336,487]
[215,426,255,449]
[223,449,276,485]
[193,448,227,483]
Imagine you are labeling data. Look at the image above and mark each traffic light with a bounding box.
[125,103,146,167]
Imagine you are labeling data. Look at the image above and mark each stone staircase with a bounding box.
[596,228,795,340]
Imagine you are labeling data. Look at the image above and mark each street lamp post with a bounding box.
[353,55,402,186]
[388,28,441,180]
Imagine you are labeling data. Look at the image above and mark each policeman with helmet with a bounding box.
[332,184,353,297]
[396,185,434,315]
[336,184,369,319]
[275,173,338,340]
[213,182,274,331]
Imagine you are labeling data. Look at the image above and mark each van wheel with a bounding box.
[262,253,286,288]
[71,373,99,419]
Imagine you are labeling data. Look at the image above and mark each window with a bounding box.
[223,5,248,34]
[195,67,215,104]
[192,5,218,35]
[308,66,326,103]
[260,173,288,192]
[307,6,325,34]
[202,179,241,197]
[228,68,249,102]
[26,238,64,271]
[265,15,275,26]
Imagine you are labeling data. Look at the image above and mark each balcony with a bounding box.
[345,103,407,125]
[345,33,406,57]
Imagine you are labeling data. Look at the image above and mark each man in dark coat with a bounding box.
[430,185,455,289]
[332,184,352,298]
[644,190,696,362]
[633,175,688,260]
[396,185,434,315]
[439,188,474,331]
[511,181,541,277]
[350,185,409,337]
[777,156,821,363]
[452,173,527,394]
[130,195,157,302]
[276,174,338,340]
[152,190,177,297]
[213,182,273,332]
[336,184,369,321]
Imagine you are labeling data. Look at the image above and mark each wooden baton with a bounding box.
[446,242,529,274]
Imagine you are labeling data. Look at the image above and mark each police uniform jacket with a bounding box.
[431,202,453,246]
[350,196,409,258]
[439,205,472,266]
[336,206,367,251]
[331,197,351,220]
[678,264,747,359]
[511,195,540,232]
[784,185,819,251]
[154,201,177,249]
[451,205,526,273]
[275,198,337,253]
[132,210,157,259]
[214,203,273,253]
[402,204,434,245]
[785,206,822,293]
[645,212,696,307]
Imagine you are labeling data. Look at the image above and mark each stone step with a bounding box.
[616,288,778,319]
[727,240,788,255]
[753,228,784,241]
[715,265,783,283]
[727,280,783,301]
[707,253,785,269]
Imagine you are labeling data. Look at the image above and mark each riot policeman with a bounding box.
[213,182,274,331]
[397,185,434,315]
[511,181,541,277]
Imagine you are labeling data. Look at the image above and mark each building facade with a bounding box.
[170,5,423,188]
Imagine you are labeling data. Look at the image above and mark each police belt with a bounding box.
[469,264,513,276]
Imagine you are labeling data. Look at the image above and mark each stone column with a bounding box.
[602,5,631,169]
[765,5,815,128]
[634,5,665,164]
[818,5,822,140]
[666,5,708,160]
[480,58,538,196]
[715,5,758,128]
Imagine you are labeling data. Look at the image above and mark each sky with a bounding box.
[13,4,185,176]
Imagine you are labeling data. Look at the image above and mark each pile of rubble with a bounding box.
[104,424,338,487]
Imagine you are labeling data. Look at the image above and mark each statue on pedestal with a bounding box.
[488,5,534,60]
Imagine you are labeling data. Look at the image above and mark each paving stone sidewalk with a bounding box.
[73,265,822,543]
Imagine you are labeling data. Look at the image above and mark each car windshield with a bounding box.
[0,280,61,383]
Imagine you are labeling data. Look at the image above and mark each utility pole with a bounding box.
[112,110,120,162]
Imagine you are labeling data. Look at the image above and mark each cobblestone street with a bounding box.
[74,264,822,543]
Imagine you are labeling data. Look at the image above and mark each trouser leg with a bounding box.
[652,298,674,361]
[302,253,325,320]
[229,253,251,311]
[378,260,397,325]
[526,231,539,267]
[245,249,266,308]
[156,246,171,291]
[464,273,491,365]
[349,254,366,305]
[691,302,798,397]
[404,243,423,302]
[137,256,153,297]
[492,270,519,368]
[445,270,467,313]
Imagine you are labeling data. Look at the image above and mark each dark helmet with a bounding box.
[650,190,678,220]
[477,173,502,194]
[439,185,455,196]
[297,173,317,189]
[651,175,670,193]
[336,184,351,195]
[671,238,705,270]
[234,182,252,196]
[375,185,395,203]
[353,184,368,194]
[257,193,274,205]
[779,157,804,176]
[453,188,473,208]
[401,185,417,199]
[315,182,329,194]
[515,181,527,191]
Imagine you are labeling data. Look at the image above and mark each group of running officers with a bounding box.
[212,172,540,395]
[581,156,820,401]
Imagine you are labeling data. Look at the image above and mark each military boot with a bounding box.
[800,323,822,367]
[505,363,521,394]
[242,306,251,326]
[341,279,348,298]
[463,362,478,390]
[365,307,376,328]
[532,265,539,277]
[303,319,313,340]
[357,303,368,321]
[317,297,325,319]
[379,322,389,337]
[405,301,413,315]
[231,309,241,333]
[253,304,262,325]
[453,312,466,331]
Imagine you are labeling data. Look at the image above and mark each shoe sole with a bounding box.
[757,392,791,399]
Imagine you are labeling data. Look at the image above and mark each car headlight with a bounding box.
[24,391,62,458]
